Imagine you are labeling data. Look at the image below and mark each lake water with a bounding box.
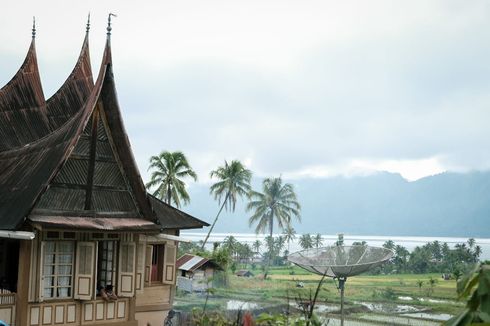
[181,232,490,260]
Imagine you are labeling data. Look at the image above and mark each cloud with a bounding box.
[2,0,490,183]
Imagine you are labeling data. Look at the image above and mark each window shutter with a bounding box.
[163,244,176,285]
[118,242,136,297]
[144,245,153,286]
[38,241,45,302]
[136,243,145,292]
[74,242,95,300]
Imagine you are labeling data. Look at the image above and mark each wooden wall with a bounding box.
[27,298,135,326]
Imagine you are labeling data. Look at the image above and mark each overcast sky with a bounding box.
[2,1,490,183]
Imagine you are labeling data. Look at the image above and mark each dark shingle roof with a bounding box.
[149,194,209,230]
[0,28,207,232]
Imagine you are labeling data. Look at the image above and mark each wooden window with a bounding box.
[135,243,145,292]
[46,231,60,239]
[42,241,74,299]
[63,232,76,239]
[144,243,176,286]
[163,244,176,285]
[151,245,164,282]
[97,241,117,290]
[144,244,163,285]
[74,242,95,300]
[117,242,135,297]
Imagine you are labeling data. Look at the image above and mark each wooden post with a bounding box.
[16,239,32,326]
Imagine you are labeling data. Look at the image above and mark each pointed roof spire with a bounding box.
[86,12,90,34]
[107,13,117,37]
[32,16,36,38]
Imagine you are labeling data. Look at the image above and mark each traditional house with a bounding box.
[176,254,221,292]
[0,17,208,326]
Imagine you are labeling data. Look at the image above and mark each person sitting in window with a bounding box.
[100,284,118,301]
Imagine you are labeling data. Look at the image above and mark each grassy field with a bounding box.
[175,266,464,324]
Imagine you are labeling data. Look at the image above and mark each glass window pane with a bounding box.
[43,241,74,299]
[45,254,55,264]
[44,265,55,275]
[58,265,72,275]
[44,277,54,287]
[44,288,54,298]
[44,242,55,252]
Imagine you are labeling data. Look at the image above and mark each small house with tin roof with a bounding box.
[176,254,221,292]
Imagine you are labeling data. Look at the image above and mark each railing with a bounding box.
[0,292,15,305]
[0,290,15,326]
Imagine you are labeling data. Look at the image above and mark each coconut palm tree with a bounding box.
[146,151,197,207]
[201,160,252,249]
[247,177,301,278]
[223,236,238,253]
[299,233,313,250]
[313,233,323,248]
[282,225,297,253]
[253,240,262,253]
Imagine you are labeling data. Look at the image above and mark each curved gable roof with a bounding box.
[45,31,94,130]
[0,32,103,230]
[0,38,48,150]
[0,21,206,232]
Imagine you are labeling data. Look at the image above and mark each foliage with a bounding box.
[313,233,323,248]
[445,263,490,325]
[299,233,313,250]
[377,238,482,275]
[371,287,397,300]
[262,235,286,266]
[248,177,301,278]
[253,240,262,253]
[146,151,197,207]
[255,313,323,326]
[283,225,297,252]
[191,308,230,326]
[335,233,344,246]
[247,177,301,236]
[202,160,252,249]
[428,276,438,297]
[178,241,205,258]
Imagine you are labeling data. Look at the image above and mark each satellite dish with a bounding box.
[288,245,394,326]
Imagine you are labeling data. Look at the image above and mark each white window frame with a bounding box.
[41,241,75,300]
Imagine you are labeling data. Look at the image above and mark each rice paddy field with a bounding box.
[174,266,464,325]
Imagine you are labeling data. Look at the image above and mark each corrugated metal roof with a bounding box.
[179,256,206,272]
[29,216,159,231]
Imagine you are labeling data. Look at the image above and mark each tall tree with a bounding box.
[223,236,238,258]
[201,160,252,249]
[282,225,297,252]
[146,151,197,207]
[313,233,323,248]
[253,240,262,253]
[299,233,313,250]
[335,233,344,246]
[247,177,301,278]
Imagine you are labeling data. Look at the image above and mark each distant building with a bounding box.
[0,18,208,326]
[176,254,221,292]
[235,270,254,277]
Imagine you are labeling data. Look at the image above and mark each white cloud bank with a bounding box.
[1,1,490,183]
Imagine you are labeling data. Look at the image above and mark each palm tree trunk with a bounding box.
[264,213,274,279]
[201,192,230,250]
[166,183,171,205]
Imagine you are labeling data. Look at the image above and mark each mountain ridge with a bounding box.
[180,171,490,238]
